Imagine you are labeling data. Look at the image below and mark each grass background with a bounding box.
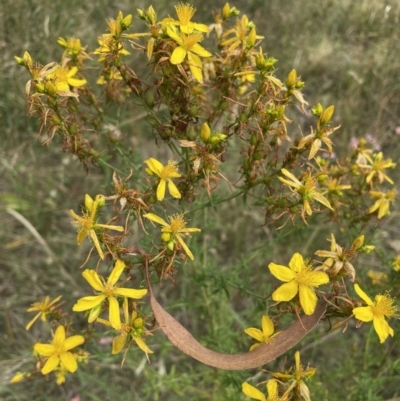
[1,0,400,400]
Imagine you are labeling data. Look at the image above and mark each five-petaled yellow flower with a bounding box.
[26,295,62,330]
[244,315,280,351]
[242,379,284,401]
[278,168,333,217]
[34,325,85,375]
[72,259,148,329]
[353,284,398,343]
[368,189,396,219]
[70,194,124,260]
[166,25,212,83]
[97,297,153,356]
[143,212,200,260]
[269,253,329,315]
[45,65,87,93]
[144,158,182,201]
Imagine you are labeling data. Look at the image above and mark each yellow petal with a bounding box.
[113,288,148,299]
[60,352,78,372]
[306,270,330,286]
[82,269,104,291]
[89,229,104,259]
[191,43,212,58]
[67,77,87,87]
[107,260,125,285]
[242,382,267,401]
[244,327,264,342]
[354,284,374,306]
[143,213,168,226]
[34,344,55,357]
[167,179,181,199]
[134,336,153,354]
[272,281,298,302]
[41,355,60,374]
[109,296,121,329]
[188,52,203,82]
[144,158,163,176]
[64,335,85,351]
[298,285,318,315]
[26,313,41,330]
[72,295,106,311]
[289,253,304,273]
[54,325,66,343]
[312,192,334,211]
[266,380,278,398]
[373,314,393,343]
[170,46,187,64]
[353,306,374,322]
[175,233,194,260]
[268,263,296,282]
[112,334,127,354]
[156,179,167,201]
[261,315,274,338]
[281,168,302,186]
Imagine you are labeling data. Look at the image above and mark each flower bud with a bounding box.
[311,103,323,117]
[133,317,144,329]
[210,133,227,144]
[286,69,297,88]
[352,235,364,250]
[161,232,171,242]
[246,28,256,49]
[200,122,211,143]
[147,6,157,25]
[320,105,335,126]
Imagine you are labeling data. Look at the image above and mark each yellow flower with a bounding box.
[57,37,91,63]
[358,152,396,186]
[353,284,398,343]
[244,315,280,351]
[172,3,209,34]
[97,297,153,356]
[45,65,87,92]
[72,259,148,329]
[368,189,396,219]
[166,25,212,83]
[269,253,329,315]
[242,379,284,401]
[70,194,124,260]
[392,255,400,272]
[367,270,388,285]
[143,212,200,260]
[272,351,315,401]
[144,158,182,201]
[26,295,62,330]
[278,169,333,217]
[34,326,84,375]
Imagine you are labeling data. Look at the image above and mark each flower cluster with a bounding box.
[13,2,398,397]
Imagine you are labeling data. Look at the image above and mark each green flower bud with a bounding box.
[311,103,323,117]
[210,133,227,145]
